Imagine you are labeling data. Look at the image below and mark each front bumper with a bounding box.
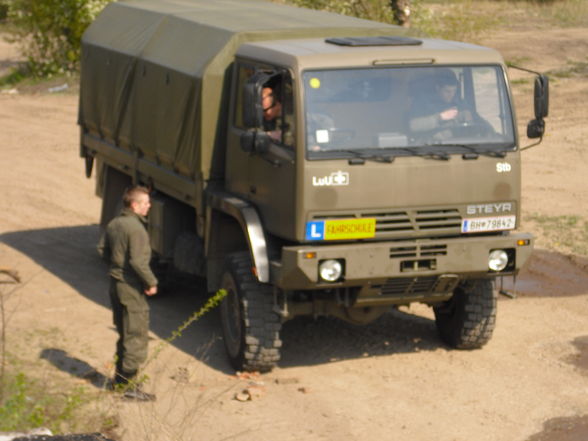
[272,233,533,293]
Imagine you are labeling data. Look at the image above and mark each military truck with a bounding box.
[79,0,548,372]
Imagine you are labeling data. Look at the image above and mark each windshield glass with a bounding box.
[303,66,515,159]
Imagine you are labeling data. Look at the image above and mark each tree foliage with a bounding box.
[287,0,401,24]
[0,1,9,21]
[6,0,110,77]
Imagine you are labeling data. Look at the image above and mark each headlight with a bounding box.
[319,259,343,282]
[488,249,509,272]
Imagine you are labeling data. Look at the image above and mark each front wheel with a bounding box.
[433,279,496,349]
[219,252,282,372]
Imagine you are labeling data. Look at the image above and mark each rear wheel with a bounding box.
[219,252,282,372]
[433,279,496,349]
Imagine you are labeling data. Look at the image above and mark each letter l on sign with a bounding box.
[305,221,325,240]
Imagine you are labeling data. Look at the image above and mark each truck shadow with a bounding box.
[279,310,441,368]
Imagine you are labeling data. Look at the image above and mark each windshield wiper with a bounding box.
[388,146,450,161]
[321,147,452,162]
[326,149,394,164]
[424,143,510,159]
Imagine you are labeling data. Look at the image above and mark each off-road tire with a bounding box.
[433,279,496,349]
[219,252,282,372]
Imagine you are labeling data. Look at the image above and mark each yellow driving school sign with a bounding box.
[306,218,376,240]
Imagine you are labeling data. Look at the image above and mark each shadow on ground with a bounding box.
[40,348,111,389]
[7,225,583,373]
[525,414,588,441]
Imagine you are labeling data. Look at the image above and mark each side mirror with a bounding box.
[534,74,549,119]
[85,154,94,178]
[527,118,545,139]
[527,74,548,139]
[509,66,549,148]
[240,130,271,154]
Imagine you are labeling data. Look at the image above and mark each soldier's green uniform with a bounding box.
[98,207,158,383]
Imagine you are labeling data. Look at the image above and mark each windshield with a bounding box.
[303,66,515,159]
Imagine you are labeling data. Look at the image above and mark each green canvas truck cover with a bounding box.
[79,0,410,181]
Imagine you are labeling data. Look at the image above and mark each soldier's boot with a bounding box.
[122,386,156,402]
[113,365,134,388]
[113,367,156,402]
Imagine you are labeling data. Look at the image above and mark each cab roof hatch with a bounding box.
[325,36,423,47]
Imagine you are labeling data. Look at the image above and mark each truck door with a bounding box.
[226,62,297,240]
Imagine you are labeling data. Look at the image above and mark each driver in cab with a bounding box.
[409,69,473,140]
[262,82,282,142]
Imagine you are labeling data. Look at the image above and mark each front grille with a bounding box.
[420,244,448,256]
[389,246,418,258]
[389,243,447,259]
[380,276,438,296]
[365,211,413,234]
[415,209,462,231]
[311,207,462,239]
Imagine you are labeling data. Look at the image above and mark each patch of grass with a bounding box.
[0,66,28,87]
[413,0,500,41]
[0,370,116,435]
[536,0,588,27]
[546,59,588,79]
[526,213,588,256]
[506,56,533,67]
[417,0,588,37]
[510,78,532,86]
[0,67,79,94]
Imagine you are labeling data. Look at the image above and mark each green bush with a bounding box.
[0,2,9,21]
[6,0,110,77]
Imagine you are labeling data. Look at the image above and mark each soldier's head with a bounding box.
[436,69,459,104]
[262,77,282,122]
[123,186,151,217]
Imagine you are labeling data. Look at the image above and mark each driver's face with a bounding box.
[438,84,457,103]
[262,87,281,121]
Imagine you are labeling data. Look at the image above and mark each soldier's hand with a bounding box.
[145,286,158,296]
[440,107,458,121]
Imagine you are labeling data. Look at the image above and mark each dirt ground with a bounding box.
[1,20,588,441]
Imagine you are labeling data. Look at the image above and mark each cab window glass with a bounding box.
[233,62,295,148]
[472,67,511,136]
[233,63,255,129]
[303,65,515,158]
[262,74,295,148]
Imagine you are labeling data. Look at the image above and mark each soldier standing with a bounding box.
[98,185,158,401]
[390,0,411,27]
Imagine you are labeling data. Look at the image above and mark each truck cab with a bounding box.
[216,36,546,371]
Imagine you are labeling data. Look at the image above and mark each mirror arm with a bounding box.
[520,137,543,151]
[508,64,542,76]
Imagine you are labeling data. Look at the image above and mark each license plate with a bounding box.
[306,218,376,240]
[461,215,516,233]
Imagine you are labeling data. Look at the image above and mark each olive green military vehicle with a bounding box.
[79,0,548,372]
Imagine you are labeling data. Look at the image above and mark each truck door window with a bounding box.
[234,63,295,148]
[233,63,256,130]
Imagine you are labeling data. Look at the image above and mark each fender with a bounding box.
[207,191,269,283]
